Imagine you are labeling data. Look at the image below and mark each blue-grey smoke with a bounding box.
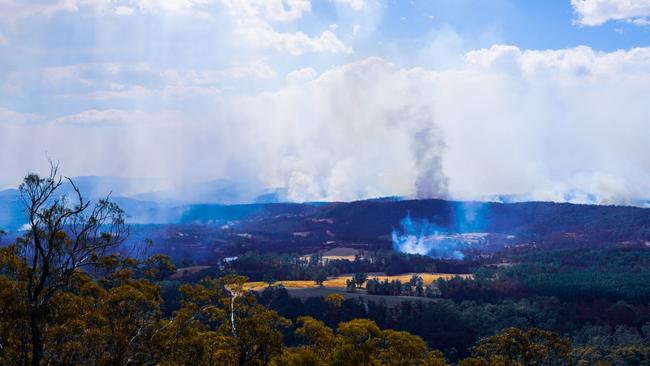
[391,214,465,260]
[392,203,491,259]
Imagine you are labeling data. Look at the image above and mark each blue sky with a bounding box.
[373,1,649,51]
[1,0,650,205]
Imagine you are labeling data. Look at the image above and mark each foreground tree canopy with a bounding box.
[0,166,643,365]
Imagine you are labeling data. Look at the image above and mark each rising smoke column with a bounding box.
[413,124,448,199]
[401,106,448,199]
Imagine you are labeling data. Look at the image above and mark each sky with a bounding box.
[1,0,649,205]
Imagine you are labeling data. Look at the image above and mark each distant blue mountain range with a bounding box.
[0,176,289,231]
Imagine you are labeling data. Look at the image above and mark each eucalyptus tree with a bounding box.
[17,163,127,366]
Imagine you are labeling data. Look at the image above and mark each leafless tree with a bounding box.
[18,162,127,366]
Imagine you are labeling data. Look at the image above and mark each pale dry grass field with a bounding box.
[244,273,472,291]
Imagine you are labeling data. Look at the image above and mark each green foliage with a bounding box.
[325,293,345,308]
[461,327,572,366]
[352,272,368,288]
[275,317,450,366]
[312,268,328,286]
[143,254,176,281]
[366,274,429,297]
[497,248,650,303]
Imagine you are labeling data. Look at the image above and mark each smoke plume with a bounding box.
[392,215,465,260]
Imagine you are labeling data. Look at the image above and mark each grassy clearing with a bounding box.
[244,273,471,291]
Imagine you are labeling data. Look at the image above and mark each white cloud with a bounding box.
[286,67,318,84]
[0,0,81,21]
[0,0,349,57]
[221,0,311,22]
[443,44,650,204]
[464,44,650,76]
[571,0,650,26]
[35,61,275,101]
[48,108,186,127]
[51,109,139,125]
[0,0,222,47]
[0,0,219,20]
[44,62,274,84]
[126,0,217,16]
[114,5,134,15]
[221,1,352,55]
[233,18,352,55]
[336,0,367,11]
[630,16,650,24]
[219,59,277,79]
[0,107,42,123]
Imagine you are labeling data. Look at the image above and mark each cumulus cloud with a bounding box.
[285,67,318,84]
[31,61,277,102]
[0,0,219,21]
[336,0,367,11]
[233,18,351,55]
[44,62,274,84]
[0,0,81,21]
[217,0,351,55]
[1,0,349,58]
[227,10,351,55]
[444,44,650,204]
[0,108,42,123]
[51,109,145,125]
[571,0,650,26]
[221,0,311,22]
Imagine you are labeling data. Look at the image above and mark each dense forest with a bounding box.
[1,168,650,365]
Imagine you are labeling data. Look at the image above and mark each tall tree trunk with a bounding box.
[30,307,43,366]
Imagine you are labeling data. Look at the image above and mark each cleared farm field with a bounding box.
[244,273,471,291]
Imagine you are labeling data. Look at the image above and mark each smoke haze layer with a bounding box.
[2,49,650,205]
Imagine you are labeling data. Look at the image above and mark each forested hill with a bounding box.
[310,199,650,239]
[2,190,650,252]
